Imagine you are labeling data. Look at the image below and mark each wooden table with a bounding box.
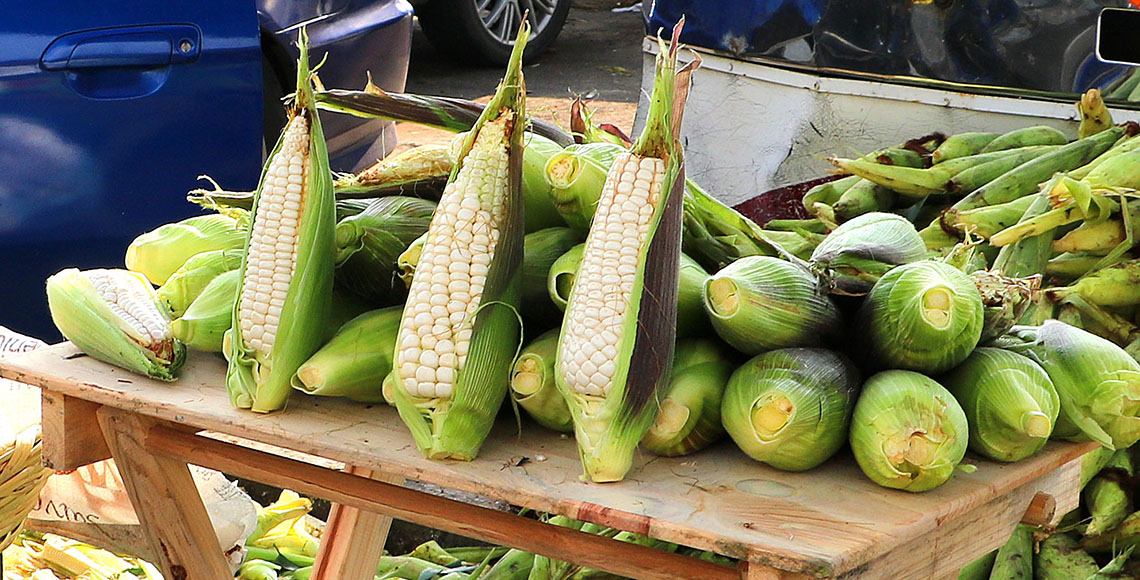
[1,344,1095,580]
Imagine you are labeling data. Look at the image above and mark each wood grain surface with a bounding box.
[2,344,1096,578]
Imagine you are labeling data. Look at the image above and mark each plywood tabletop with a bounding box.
[0,344,1093,577]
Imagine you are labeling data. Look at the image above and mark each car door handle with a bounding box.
[41,24,201,71]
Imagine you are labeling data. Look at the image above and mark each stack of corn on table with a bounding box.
[29,23,1140,579]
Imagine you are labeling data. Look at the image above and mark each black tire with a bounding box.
[416,0,572,66]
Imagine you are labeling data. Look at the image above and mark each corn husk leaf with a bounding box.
[643,338,736,456]
[333,196,436,305]
[291,306,402,403]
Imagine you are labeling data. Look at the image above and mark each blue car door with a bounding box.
[0,2,264,340]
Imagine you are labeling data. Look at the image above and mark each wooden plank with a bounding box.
[145,424,740,580]
[838,457,1081,579]
[40,390,110,470]
[27,520,155,563]
[97,408,232,580]
[2,345,1098,577]
[739,561,812,579]
[310,466,397,580]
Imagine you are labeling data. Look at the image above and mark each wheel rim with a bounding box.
[476,0,558,44]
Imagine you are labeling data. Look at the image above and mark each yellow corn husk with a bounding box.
[247,489,312,545]
[171,269,239,352]
[389,25,530,461]
[38,533,137,579]
[47,268,185,380]
[555,25,692,483]
[643,338,736,457]
[225,30,337,413]
[510,328,572,432]
[291,306,402,403]
[125,211,248,286]
[156,248,244,316]
[333,143,453,194]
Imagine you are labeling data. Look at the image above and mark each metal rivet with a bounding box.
[180,39,194,54]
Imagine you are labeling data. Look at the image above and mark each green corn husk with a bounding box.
[172,269,240,352]
[980,125,1070,153]
[1085,547,1134,580]
[703,256,841,354]
[931,132,999,164]
[956,551,995,580]
[850,370,969,492]
[332,143,453,196]
[125,211,249,286]
[941,348,1058,462]
[642,338,736,456]
[809,212,929,296]
[999,320,1140,449]
[987,525,1032,579]
[832,179,898,222]
[972,270,1040,343]
[481,548,535,580]
[332,196,436,305]
[545,141,627,231]
[941,195,1036,241]
[239,559,281,580]
[1081,511,1140,554]
[450,130,567,233]
[225,31,336,413]
[764,218,828,234]
[389,26,530,461]
[1048,260,1140,307]
[397,231,427,288]
[1081,445,1117,489]
[554,26,692,483]
[857,260,984,373]
[803,175,861,213]
[521,227,585,330]
[1036,533,1100,579]
[290,306,402,403]
[156,248,245,317]
[722,348,860,471]
[1046,252,1129,281]
[990,190,1058,280]
[952,127,1124,212]
[510,328,573,432]
[46,268,186,381]
[548,243,710,336]
[1052,219,1128,255]
[1083,449,1134,537]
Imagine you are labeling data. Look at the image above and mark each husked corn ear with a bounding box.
[395,118,511,401]
[560,153,664,397]
[47,268,185,380]
[225,30,336,413]
[389,24,529,461]
[555,24,692,483]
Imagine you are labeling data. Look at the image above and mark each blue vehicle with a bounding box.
[0,0,413,340]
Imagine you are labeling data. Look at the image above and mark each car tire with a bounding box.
[416,0,572,66]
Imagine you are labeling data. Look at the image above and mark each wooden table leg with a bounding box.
[97,407,231,580]
[310,465,400,580]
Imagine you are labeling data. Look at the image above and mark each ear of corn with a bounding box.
[156,248,245,316]
[389,25,529,461]
[333,143,453,194]
[46,268,185,380]
[333,196,436,304]
[555,28,691,483]
[292,306,402,403]
[510,328,573,432]
[125,211,248,286]
[722,348,860,471]
[809,212,928,296]
[225,30,337,413]
[172,269,240,352]
[643,338,736,457]
[545,142,628,230]
[449,129,567,233]
[520,227,585,331]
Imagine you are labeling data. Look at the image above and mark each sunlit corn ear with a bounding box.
[225,29,337,413]
[125,211,248,286]
[171,269,240,352]
[157,248,245,317]
[46,268,185,381]
[510,328,573,432]
[389,24,530,461]
[555,23,695,483]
